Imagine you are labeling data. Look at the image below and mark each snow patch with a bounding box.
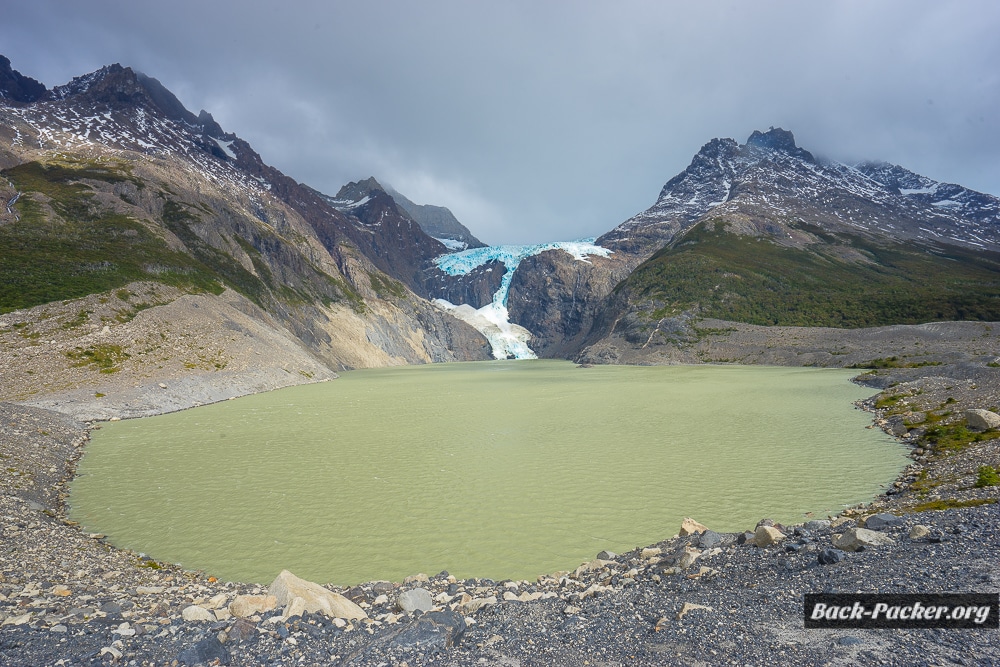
[435,237,469,251]
[900,185,939,196]
[214,138,238,160]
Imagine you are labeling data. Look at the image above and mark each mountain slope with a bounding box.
[0,57,490,383]
[508,128,1000,358]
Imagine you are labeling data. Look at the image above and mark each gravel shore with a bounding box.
[3,359,999,666]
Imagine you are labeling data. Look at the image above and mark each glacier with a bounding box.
[433,240,612,360]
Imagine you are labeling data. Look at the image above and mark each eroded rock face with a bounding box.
[423,261,506,310]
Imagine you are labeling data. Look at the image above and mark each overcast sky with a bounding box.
[6,1,999,244]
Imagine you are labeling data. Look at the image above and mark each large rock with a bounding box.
[228,594,278,618]
[863,513,904,531]
[832,527,895,552]
[965,409,1000,431]
[679,517,708,536]
[181,605,215,622]
[388,609,467,649]
[178,636,230,666]
[267,570,366,620]
[397,588,434,614]
[751,525,786,547]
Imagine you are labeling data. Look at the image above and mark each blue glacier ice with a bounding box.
[433,240,612,359]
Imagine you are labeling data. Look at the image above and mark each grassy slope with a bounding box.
[622,219,1000,328]
[0,158,364,314]
[0,160,225,313]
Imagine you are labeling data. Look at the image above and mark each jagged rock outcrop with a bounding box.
[384,183,485,250]
[0,56,47,103]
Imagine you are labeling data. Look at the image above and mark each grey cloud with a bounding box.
[6,0,999,244]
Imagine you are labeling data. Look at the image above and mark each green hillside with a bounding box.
[0,159,361,314]
[622,219,1000,328]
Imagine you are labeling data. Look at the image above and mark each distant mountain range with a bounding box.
[2,55,999,367]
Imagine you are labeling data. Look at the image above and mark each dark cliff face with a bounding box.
[0,56,47,103]
[423,260,506,310]
[506,251,632,358]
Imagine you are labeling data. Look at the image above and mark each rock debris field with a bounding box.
[3,359,1000,665]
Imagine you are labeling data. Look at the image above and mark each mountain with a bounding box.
[382,184,485,250]
[0,57,491,372]
[505,128,1000,358]
[598,127,1000,255]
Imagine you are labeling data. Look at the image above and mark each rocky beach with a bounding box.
[3,311,1000,666]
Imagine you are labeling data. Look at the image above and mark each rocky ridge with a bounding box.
[383,183,485,250]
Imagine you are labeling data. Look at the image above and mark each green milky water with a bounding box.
[70,360,905,585]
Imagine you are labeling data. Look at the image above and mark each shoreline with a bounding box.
[3,358,999,665]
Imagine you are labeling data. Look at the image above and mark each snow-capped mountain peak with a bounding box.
[599,128,1000,255]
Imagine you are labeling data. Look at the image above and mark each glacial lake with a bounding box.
[70,361,905,585]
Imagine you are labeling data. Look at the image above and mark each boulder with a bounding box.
[751,525,786,547]
[679,517,708,536]
[178,636,229,666]
[181,605,214,622]
[818,548,847,565]
[862,513,904,531]
[267,570,366,620]
[909,525,931,540]
[965,409,1000,431]
[388,609,466,649]
[697,530,723,549]
[676,546,702,569]
[397,588,434,614]
[229,594,278,618]
[832,527,895,552]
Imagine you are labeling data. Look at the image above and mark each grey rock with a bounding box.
[389,609,467,649]
[371,581,394,596]
[832,527,896,552]
[596,550,617,560]
[698,530,723,549]
[887,416,909,436]
[838,636,863,646]
[397,587,434,614]
[99,601,122,614]
[804,520,831,531]
[965,409,1000,430]
[178,635,230,666]
[227,619,256,643]
[818,548,847,564]
[863,513,905,531]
